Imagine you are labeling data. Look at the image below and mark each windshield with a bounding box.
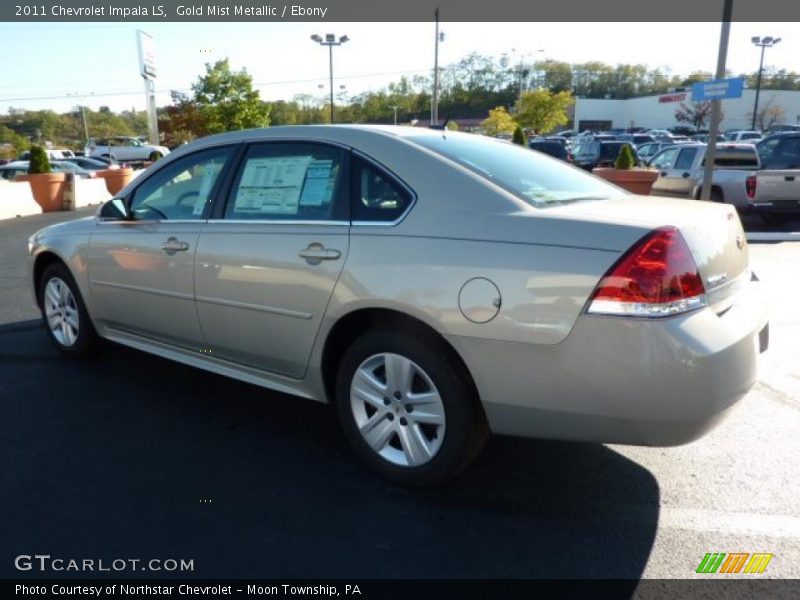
[408,133,624,206]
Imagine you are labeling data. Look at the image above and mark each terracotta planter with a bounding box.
[592,168,659,195]
[27,172,67,212]
[99,168,134,195]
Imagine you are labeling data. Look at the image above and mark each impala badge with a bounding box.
[707,273,728,287]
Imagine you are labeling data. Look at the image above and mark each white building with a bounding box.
[572,89,800,132]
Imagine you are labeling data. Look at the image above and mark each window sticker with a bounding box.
[235,155,312,215]
[299,159,335,207]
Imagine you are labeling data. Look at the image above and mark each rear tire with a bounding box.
[335,328,488,486]
[38,263,100,358]
[710,188,724,203]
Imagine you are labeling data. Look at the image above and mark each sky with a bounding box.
[0,21,797,115]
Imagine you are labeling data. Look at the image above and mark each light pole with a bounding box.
[431,7,445,125]
[311,33,349,124]
[751,36,781,130]
[391,105,399,125]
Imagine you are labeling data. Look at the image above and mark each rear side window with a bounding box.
[351,157,412,222]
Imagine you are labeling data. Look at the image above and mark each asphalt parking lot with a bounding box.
[1,208,799,580]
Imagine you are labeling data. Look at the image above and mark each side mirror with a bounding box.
[99,198,130,220]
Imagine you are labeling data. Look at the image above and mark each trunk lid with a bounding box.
[547,195,751,310]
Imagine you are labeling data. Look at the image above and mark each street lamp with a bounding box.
[751,36,781,130]
[310,33,349,124]
[391,105,399,126]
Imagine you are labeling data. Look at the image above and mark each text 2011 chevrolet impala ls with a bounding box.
[28,126,769,486]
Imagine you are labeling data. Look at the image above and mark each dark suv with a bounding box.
[529,140,569,161]
[570,140,640,171]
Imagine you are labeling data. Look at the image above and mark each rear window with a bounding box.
[701,148,759,168]
[408,133,623,207]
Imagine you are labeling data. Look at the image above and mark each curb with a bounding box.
[746,232,800,242]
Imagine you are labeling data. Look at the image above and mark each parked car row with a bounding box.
[0,160,101,181]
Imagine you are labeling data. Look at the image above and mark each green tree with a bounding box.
[515,90,574,134]
[512,125,526,145]
[28,145,51,174]
[481,106,517,136]
[192,59,271,133]
[614,144,636,170]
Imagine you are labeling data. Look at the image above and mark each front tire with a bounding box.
[335,328,488,486]
[149,151,163,162]
[38,263,100,357]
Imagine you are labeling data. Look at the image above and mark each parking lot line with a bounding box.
[659,507,800,539]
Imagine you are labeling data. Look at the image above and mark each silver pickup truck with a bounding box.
[648,140,800,223]
[751,134,800,219]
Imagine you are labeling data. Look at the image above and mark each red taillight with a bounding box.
[587,227,707,317]
[567,153,574,161]
[746,175,757,200]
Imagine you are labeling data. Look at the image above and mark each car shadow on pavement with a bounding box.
[1,320,658,585]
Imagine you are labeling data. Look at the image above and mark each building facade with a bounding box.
[572,89,800,132]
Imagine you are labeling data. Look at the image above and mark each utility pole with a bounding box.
[391,105,399,125]
[700,0,732,201]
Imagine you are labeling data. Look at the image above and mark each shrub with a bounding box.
[28,146,51,174]
[512,125,526,146]
[614,144,636,170]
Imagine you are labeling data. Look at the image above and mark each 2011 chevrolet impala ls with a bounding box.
[28,125,769,486]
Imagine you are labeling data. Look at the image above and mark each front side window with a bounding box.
[130,147,233,221]
[650,147,680,170]
[226,143,346,221]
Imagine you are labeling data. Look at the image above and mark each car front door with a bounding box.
[649,147,681,194]
[193,142,350,379]
[88,145,236,348]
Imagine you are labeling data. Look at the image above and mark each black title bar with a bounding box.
[2,0,800,22]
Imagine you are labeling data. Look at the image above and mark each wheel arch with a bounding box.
[32,250,69,308]
[320,307,480,408]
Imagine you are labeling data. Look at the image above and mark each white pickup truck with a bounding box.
[648,140,800,223]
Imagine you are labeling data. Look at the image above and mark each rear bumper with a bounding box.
[747,199,800,214]
[447,279,768,446]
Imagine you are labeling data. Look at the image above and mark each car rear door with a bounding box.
[193,141,350,379]
[88,145,236,348]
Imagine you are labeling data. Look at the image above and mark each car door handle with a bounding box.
[786,176,796,181]
[660,171,668,177]
[682,172,691,178]
[160,237,190,254]
[299,243,341,262]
